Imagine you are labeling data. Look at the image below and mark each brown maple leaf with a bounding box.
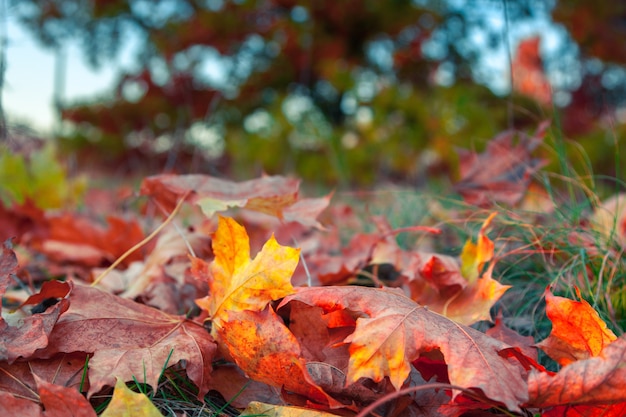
[140,174,330,227]
[33,214,145,269]
[528,335,626,408]
[454,121,549,207]
[0,352,91,416]
[31,284,216,399]
[0,250,71,363]
[280,286,528,412]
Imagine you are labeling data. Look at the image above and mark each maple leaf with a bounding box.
[33,214,145,268]
[528,335,626,408]
[0,391,41,416]
[542,403,626,417]
[459,212,496,284]
[195,216,299,332]
[0,277,71,363]
[140,174,330,227]
[512,36,552,105]
[537,286,617,366]
[0,352,91,417]
[280,286,528,411]
[218,307,337,406]
[0,199,49,244]
[34,374,96,417]
[407,214,509,325]
[31,284,216,399]
[100,378,162,417]
[454,122,549,207]
[192,217,337,405]
[241,401,341,417]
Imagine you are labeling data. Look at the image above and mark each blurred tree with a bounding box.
[9,0,626,184]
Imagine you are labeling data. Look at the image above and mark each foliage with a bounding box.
[10,0,626,184]
[3,123,626,415]
[0,144,85,209]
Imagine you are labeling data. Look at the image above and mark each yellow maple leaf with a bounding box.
[201,216,300,333]
[460,212,496,283]
[100,378,162,417]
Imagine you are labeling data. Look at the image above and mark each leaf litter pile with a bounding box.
[2,125,626,416]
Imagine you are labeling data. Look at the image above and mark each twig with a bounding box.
[91,193,190,287]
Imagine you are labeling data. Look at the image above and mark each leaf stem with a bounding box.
[91,192,190,287]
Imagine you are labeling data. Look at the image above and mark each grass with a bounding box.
[329,128,626,371]
[3,121,626,414]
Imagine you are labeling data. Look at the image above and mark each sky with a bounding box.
[2,4,565,138]
[3,18,135,136]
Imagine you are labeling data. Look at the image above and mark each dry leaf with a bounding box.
[528,335,626,407]
[195,216,299,333]
[537,287,616,366]
[32,284,216,399]
[280,286,528,411]
[34,374,96,417]
[140,174,329,227]
[454,122,548,207]
[100,378,162,417]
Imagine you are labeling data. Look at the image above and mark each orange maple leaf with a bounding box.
[537,286,617,366]
[409,213,510,325]
[193,217,339,406]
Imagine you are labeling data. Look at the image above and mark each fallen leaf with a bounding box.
[487,311,537,361]
[241,401,340,417]
[208,365,281,408]
[218,307,334,406]
[140,174,329,227]
[454,122,548,207]
[0,391,41,417]
[1,239,18,301]
[195,216,299,333]
[512,36,552,105]
[100,378,162,417]
[537,287,616,366]
[541,402,626,417]
[32,284,216,399]
[34,374,96,417]
[0,280,71,363]
[0,353,90,416]
[33,214,145,268]
[459,212,496,284]
[280,286,528,411]
[193,217,341,407]
[528,335,626,407]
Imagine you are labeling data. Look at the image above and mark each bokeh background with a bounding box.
[2,0,626,186]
